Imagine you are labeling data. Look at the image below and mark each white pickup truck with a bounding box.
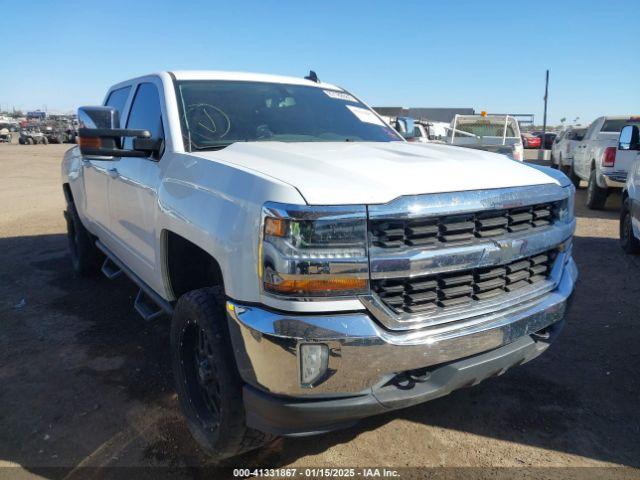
[619,124,640,253]
[446,114,524,161]
[572,115,640,209]
[62,71,577,460]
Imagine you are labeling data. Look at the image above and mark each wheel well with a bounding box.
[164,231,224,300]
[62,183,73,204]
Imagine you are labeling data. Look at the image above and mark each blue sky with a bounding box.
[2,0,638,124]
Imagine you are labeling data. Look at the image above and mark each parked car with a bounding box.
[533,131,557,150]
[551,126,587,175]
[620,125,640,253]
[63,71,577,460]
[573,116,640,209]
[522,133,541,149]
[446,114,524,160]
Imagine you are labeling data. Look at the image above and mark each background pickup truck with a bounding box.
[445,114,524,161]
[572,115,640,209]
[62,71,577,460]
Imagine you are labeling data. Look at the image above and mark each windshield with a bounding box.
[175,80,402,150]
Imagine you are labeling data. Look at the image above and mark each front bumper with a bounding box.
[226,256,577,434]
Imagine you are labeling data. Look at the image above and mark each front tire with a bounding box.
[171,287,273,461]
[65,201,102,276]
[620,198,640,254]
[586,169,608,210]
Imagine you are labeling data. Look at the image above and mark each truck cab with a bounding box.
[62,71,577,460]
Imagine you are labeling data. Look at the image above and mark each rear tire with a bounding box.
[620,198,640,254]
[65,201,103,276]
[41,136,49,145]
[26,137,34,145]
[586,169,608,210]
[171,287,274,461]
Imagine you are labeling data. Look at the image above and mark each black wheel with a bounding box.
[171,287,273,461]
[65,201,103,276]
[26,137,34,145]
[18,137,25,145]
[586,169,608,210]
[41,136,49,145]
[620,198,640,254]
[550,153,558,168]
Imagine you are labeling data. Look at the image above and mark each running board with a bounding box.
[101,257,123,279]
[95,241,174,320]
[134,289,164,322]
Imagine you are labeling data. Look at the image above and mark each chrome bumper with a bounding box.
[226,256,578,398]
[601,171,627,188]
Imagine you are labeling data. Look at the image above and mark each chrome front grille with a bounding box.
[370,202,561,249]
[364,184,574,331]
[371,250,557,316]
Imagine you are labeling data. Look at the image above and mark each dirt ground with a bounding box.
[1,142,639,479]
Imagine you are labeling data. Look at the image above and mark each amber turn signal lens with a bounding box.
[79,137,101,149]
[264,217,288,237]
[265,277,367,295]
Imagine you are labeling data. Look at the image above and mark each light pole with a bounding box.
[539,69,549,160]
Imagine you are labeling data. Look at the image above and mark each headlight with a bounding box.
[261,202,369,298]
[558,184,576,223]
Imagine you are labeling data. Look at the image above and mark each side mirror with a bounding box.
[77,106,163,158]
[396,117,416,139]
[618,125,640,151]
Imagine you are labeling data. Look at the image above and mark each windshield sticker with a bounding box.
[324,90,358,103]
[346,105,385,126]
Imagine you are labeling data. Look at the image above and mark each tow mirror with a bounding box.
[618,125,640,151]
[77,106,163,158]
[396,117,416,139]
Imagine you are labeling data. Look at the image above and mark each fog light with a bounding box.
[300,344,329,387]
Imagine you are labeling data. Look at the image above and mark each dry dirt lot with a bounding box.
[1,143,639,479]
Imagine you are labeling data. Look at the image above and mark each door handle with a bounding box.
[107,167,120,178]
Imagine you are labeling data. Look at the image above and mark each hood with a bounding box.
[193,142,560,205]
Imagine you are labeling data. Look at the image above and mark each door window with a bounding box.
[124,83,164,151]
[104,86,131,127]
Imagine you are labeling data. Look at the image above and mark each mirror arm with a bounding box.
[78,128,151,139]
[80,147,149,158]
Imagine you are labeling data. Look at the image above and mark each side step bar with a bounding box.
[96,240,174,319]
[134,290,165,322]
[101,257,122,279]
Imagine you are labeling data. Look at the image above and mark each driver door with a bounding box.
[107,81,165,287]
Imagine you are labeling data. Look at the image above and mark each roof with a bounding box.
[169,70,341,90]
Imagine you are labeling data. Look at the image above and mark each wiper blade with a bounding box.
[191,141,237,151]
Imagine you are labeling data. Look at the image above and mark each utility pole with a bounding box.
[539,69,549,161]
